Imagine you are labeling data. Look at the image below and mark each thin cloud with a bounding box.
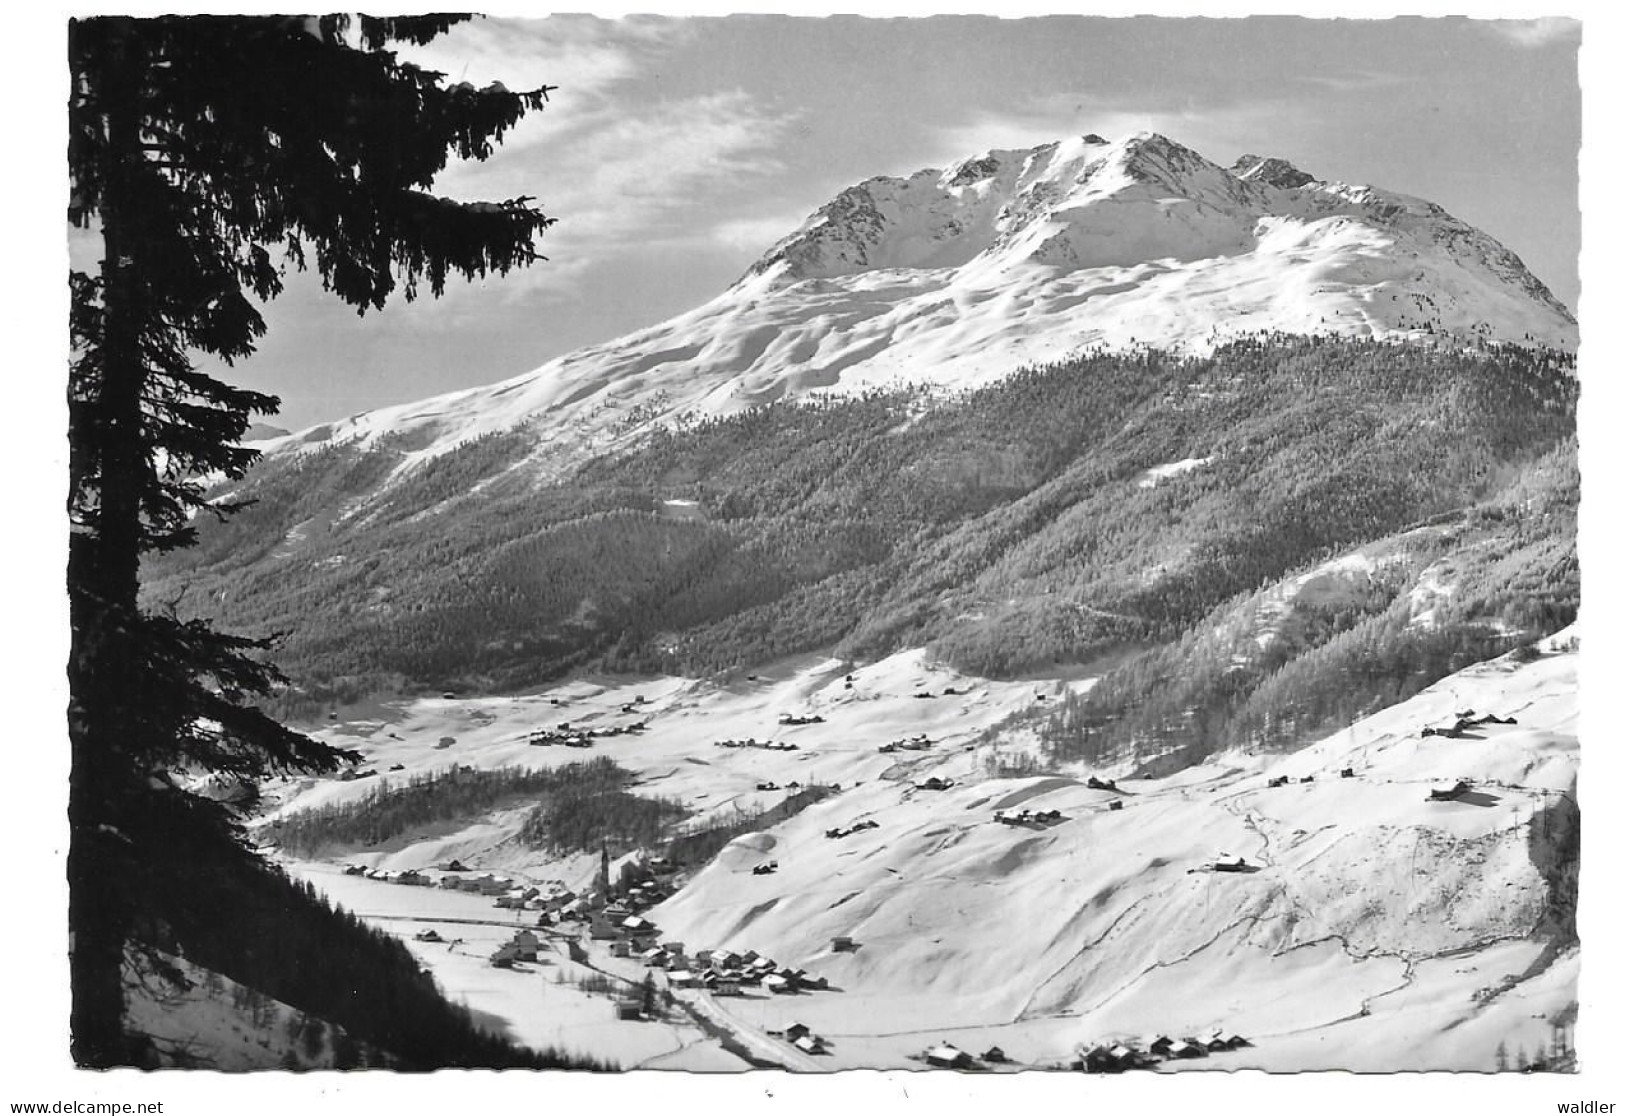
[526,89,794,243]
[924,94,1332,175]
[1479,17,1580,50]
[400,14,678,96]
[709,209,817,255]
[1300,69,1412,93]
[427,87,798,305]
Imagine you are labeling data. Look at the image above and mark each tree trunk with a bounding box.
[68,17,147,1067]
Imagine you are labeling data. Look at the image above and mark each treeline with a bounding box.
[131,796,607,1069]
[146,336,1577,713]
[269,762,625,856]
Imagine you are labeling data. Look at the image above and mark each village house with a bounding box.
[1074,1044,1119,1073]
[475,874,514,896]
[615,1000,642,1021]
[925,1043,974,1069]
[1109,1043,1142,1069]
[1076,1042,1145,1072]
[793,1035,826,1055]
[511,930,542,961]
[831,936,856,952]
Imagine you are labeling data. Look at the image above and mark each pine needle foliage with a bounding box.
[67,15,554,1066]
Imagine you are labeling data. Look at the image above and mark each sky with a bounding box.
[79,12,1583,432]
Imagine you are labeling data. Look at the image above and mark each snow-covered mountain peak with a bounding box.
[746,131,1260,283]
[1231,153,1317,189]
[266,132,1576,479]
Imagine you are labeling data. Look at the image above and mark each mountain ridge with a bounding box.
[160,335,1576,724]
[248,131,1575,488]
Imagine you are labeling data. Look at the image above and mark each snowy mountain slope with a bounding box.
[123,947,392,1070]
[258,131,1576,482]
[270,628,1578,1071]
[639,633,1579,1070]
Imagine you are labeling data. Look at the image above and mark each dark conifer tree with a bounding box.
[66,15,554,1066]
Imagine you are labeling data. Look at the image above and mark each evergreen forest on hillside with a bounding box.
[270,758,687,859]
[150,336,1577,769]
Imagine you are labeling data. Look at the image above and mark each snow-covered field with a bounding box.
[274,630,1579,1073]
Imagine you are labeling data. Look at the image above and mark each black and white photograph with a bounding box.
[17,2,1618,1110]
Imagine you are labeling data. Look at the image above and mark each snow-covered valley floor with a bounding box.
[270,633,1579,1073]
